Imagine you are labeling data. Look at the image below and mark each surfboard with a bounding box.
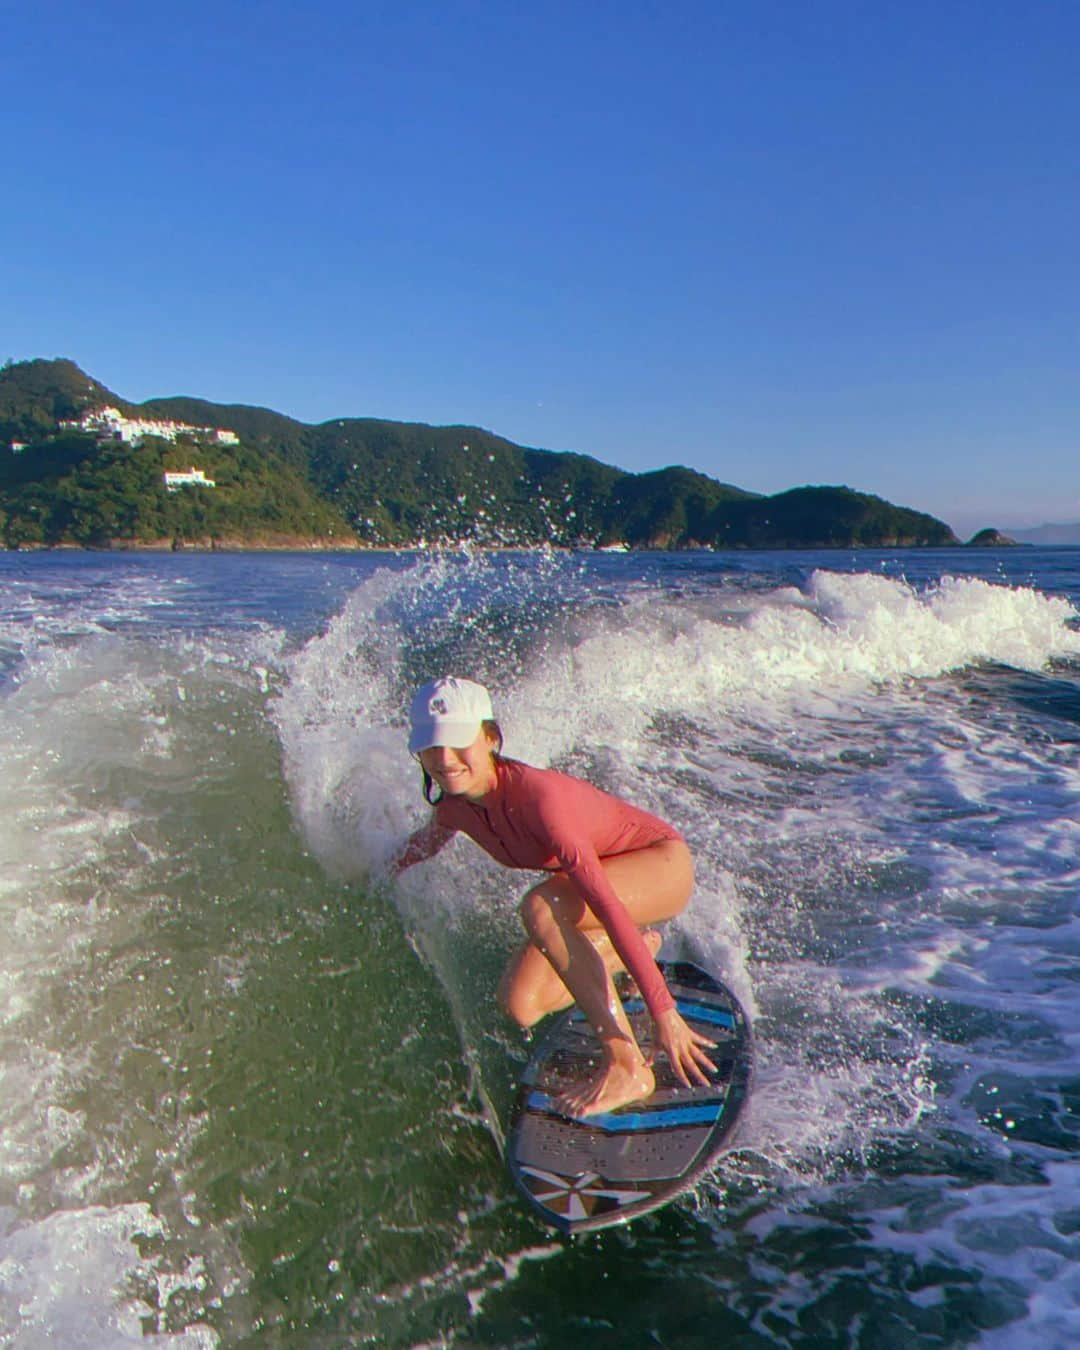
[506,960,752,1235]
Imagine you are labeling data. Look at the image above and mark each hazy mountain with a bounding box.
[1005,521,1080,545]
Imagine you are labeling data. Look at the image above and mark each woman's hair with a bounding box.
[420,719,503,804]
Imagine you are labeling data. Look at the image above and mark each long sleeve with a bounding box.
[432,758,681,1020]
[533,790,676,1019]
[392,817,456,874]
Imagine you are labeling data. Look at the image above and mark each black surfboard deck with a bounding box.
[506,960,752,1235]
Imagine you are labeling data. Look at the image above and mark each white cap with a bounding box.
[408,677,494,753]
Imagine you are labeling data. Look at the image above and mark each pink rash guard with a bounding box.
[425,758,680,1019]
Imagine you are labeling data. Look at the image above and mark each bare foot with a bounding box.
[541,929,662,1018]
[556,1055,656,1118]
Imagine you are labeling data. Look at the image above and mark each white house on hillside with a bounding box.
[164,468,216,491]
[64,406,240,447]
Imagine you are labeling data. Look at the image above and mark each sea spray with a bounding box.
[0,628,283,1343]
[271,555,1079,1173]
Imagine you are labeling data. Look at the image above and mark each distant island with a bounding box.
[966,527,1019,547]
[0,357,1002,552]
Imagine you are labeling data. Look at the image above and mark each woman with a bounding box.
[393,676,716,1118]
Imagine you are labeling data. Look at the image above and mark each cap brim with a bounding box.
[408,719,483,754]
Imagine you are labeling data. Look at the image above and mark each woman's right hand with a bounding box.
[389,820,455,876]
[652,1008,717,1089]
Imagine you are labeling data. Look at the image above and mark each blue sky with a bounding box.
[4,1,1078,535]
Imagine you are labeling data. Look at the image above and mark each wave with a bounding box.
[272,554,1080,1162]
[271,553,1080,892]
[0,625,285,1345]
[3,551,1077,1343]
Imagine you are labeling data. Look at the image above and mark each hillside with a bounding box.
[710,486,956,548]
[141,396,758,547]
[0,358,128,442]
[1,358,961,550]
[0,361,353,549]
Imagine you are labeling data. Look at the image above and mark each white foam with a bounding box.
[732,1160,1078,1349]
[869,1158,1080,1349]
[0,1204,217,1346]
[272,555,1079,1023]
[0,627,272,1345]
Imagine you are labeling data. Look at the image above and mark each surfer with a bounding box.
[392,676,716,1117]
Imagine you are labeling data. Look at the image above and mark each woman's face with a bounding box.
[418,728,498,801]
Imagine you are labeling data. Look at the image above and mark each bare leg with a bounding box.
[499,839,694,1116]
[497,928,662,1026]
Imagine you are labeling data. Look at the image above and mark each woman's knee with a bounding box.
[497,962,543,1028]
[642,838,694,917]
[496,969,522,1022]
[671,842,695,910]
[518,886,561,944]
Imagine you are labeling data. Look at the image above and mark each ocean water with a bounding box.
[0,546,1077,1348]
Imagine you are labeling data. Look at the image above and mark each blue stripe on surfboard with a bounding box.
[571,997,736,1029]
[526,1090,724,1133]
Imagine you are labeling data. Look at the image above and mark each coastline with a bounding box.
[5,534,368,553]
[2,538,1042,555]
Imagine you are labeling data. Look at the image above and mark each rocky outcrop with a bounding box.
[965,528,1019,547]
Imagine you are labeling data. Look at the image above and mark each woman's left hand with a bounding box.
[652,1008,717,1089]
